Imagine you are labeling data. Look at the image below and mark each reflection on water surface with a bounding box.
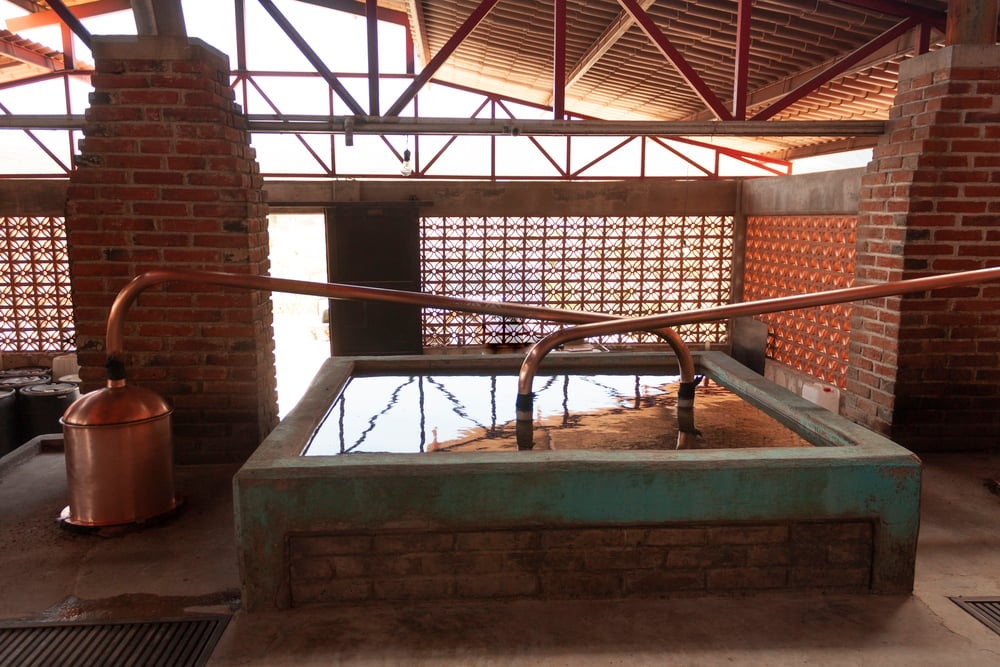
[303,374,812,455]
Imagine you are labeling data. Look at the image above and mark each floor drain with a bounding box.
[950,597,1000,636]
[0,614,229,667]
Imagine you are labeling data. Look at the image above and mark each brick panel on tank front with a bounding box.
[64,36,277,463]
[287,521,874,604]
[847,45,1000,451]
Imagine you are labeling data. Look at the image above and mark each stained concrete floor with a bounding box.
[1,438,999,666]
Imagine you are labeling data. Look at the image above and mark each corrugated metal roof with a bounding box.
[390,0,957,156]
[2,0,980,159]
[0,28,66,82]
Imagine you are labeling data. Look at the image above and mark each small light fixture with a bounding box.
[400,148,413,176]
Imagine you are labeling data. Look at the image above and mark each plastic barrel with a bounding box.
[0,388,16,456]
[18,381,80,442]
[0,375,50,447]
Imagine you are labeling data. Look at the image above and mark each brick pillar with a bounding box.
[845,44,1000,451]
[65,36,278,464]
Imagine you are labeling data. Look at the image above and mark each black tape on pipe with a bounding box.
[678,380,699,401]
[105,356,127,381]
[515,393,535,450]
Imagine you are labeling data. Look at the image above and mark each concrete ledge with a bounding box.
[0,434,63,478]
[91,35,229,67]
[741,168,864,215]
[899,43,1000,81]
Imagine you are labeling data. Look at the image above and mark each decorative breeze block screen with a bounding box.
[743,215,857,387]
[0,216,75,353]
[421,215,734,347]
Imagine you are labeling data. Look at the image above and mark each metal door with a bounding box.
[325,204,423,355]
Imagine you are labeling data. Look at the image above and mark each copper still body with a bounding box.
[60,377,180,527]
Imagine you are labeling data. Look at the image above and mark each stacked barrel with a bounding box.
[0,359,81,456]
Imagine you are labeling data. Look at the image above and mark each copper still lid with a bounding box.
[62,383,172,427]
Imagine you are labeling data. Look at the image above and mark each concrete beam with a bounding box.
[265,179,739,217]
[0,180,67,216]
[4,175,866,219]
[741,168,864,216]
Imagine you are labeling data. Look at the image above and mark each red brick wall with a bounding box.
[846,45,1000,450]
[65,37,278,463]
[288,521,874,604]
[744,215,857,387]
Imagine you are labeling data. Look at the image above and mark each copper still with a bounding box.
[53,264,1000,522]
[56,268,700,528]
[60,361,180,527]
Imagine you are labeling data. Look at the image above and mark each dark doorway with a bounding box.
[325,204,423,356]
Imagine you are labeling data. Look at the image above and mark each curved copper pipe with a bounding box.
[516,265,1000,449]
[105,268,696,382]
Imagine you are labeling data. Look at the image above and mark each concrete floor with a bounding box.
[1,439,999,666]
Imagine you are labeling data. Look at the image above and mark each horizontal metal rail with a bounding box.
[245,116,886,137]
[0,114,886,138]
[515,265,1000,449]
[104,269,696,387]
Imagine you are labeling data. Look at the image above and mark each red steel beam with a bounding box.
[297,0,410,26]
[918,21,933,53]
[648,137,714,177]
[615,0,733,121]
[0,35,62,70]
[553,0,567,120]
[419,97,491,174]
[0,101,70,173]
[236,0,249,72]
[640,136,646,178]
[4,0,130,32]
[496,99,566,175]
[39,0,92,50]
[732,0,752,120]
[833,0,947,28]
[245,75,332,173]
[294,0,417,71]
[60,23,76,70]
[661,135,791,173]
[752,17,919,121]
[384,0,502,117]
[0,70,87,91]
[571,136,637,178]
[366,0,380,115]
[405,24,415,74]
[233,73,798,177]
[256,0,366,116]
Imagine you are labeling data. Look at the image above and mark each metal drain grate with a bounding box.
[951,597,1000,635]
[0,615,229,667]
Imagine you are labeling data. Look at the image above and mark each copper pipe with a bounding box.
[104,268,696,382]
[516,265,1000,449]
